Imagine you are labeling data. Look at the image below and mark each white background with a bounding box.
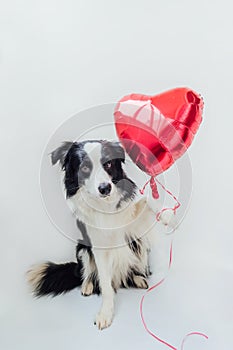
[0,1,233,349]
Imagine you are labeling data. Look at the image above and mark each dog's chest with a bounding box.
[93,244,138,288]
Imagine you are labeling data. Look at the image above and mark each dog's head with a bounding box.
[51,140,137,209]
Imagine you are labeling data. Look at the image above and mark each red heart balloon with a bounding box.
[114,87,203,178]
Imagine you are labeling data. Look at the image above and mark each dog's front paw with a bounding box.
[81,280,94,296]
[158,209,177,228]
[94,310,113,330]
[133,275,149,289]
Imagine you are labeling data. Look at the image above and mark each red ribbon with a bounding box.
[139,181,208,349]
[139,244,208,349]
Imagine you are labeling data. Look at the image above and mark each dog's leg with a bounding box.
[81,276,94,296]
[79,249,97,296]
[93,250,115,330]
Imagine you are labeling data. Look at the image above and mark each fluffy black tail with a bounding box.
[27,261,83,297]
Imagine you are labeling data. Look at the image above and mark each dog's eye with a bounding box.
[81,165,90,173]
[104,161,112,169]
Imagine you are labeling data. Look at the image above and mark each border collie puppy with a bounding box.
[27,140,170,329]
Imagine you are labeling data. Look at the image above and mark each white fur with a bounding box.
[83,143,114,198]
[27,263,49,291]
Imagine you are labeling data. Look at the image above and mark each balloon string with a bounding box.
[139,243,208,349]
[154,177,181,221]
[139,176,181,219]
[150,177,160,199]
[139,179,150,195]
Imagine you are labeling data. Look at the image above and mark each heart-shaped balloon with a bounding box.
[114,87,203,179]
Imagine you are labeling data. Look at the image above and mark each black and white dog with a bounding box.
[27,140,173,329]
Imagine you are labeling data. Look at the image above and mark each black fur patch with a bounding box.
[63,143,93,198]
[76,241,93,260]
[100,141,137,207]
[51,141,97,198]
[126,236,142,258]
[76,219,92,249]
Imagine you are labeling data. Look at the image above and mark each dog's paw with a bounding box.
[158,209,177,228]
[81,280,94,296]
[94,310,113,330]
[133,275,149,289]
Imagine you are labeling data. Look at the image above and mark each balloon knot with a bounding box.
[150,177,159,199]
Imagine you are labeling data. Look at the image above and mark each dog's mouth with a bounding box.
[99,193,111,199]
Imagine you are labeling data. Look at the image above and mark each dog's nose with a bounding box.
[98,182,112,196]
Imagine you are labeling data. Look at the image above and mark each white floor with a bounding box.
[1,1,233,349]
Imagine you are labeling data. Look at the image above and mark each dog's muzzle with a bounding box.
[98,182,112,197]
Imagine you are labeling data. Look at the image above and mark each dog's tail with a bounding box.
[27,261,83,297]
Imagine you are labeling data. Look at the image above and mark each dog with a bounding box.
[27,140,173,329]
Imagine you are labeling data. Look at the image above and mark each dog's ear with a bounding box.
[112,142,125,163]
[103,141,125,163]
[51,142,74,168]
